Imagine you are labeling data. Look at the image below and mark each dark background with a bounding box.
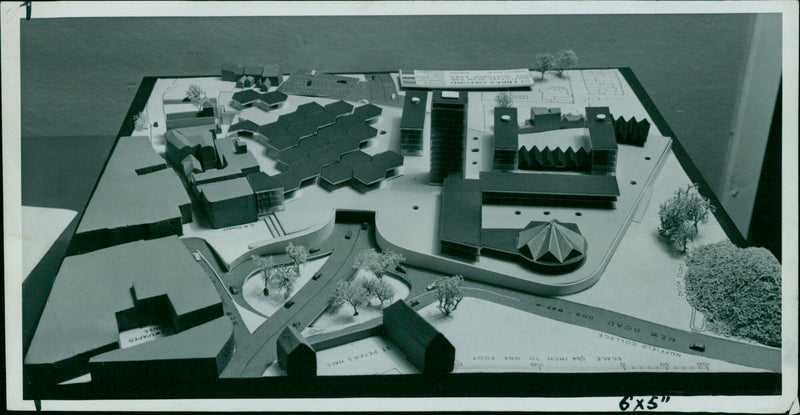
[20,14,766,202]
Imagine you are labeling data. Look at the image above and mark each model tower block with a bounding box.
[399,90,427,156]
[429,91,468,185]
[586,107,618,175]
[493,107,519,171]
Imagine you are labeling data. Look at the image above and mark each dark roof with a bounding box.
[493,107,519,150]
[246,171,282,192]
[439,175,482,247]
[276,146,309,166]
[353,163,387,185]
[265,91,287,105]
[324,100,354,117]
[329,136,359,155]
[288,158,322,181]
[384,300,442,343]
[383,300,454,374]
[231,90,287,107]
[372,150,404,171]
[276,326,316,376]
[353,103,382,121]
[295,102,325,116]
[266,133,301,152]
[340,151,372,167]
[319,162,354,185]
[586,107,618,152]
[232,89,262,105]
[347,124,378,142]
[272,172,301,193]
[479,171,619,197]
[286,122,318,139]
[308,146,340,167]
[304,110,337,128]
[229,119,260,133]
[314,126,341,141]
[278,112,307,126]
[257,122,285,139]
[297,135,328,152]
[400,90,427,130]
[334,114,364,131]
[432,90,468,106]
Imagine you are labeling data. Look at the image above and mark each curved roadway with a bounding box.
[185,214,781,377]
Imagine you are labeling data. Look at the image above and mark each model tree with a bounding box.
[361,277,396,306]
[251,254,275,296]
[658,184,713,252]
[133,111,148,131]
[683,184,714,231]
[554,49,578,77]
[332,279,369,316]
[286,242,309,274]
[186,84,212,111]
[435,275,464,316]
[494,92,514,108]
[683,241,781,346]
[533,53,555,80]
[272,265,299,300]
[353,248,405,279]
[378,250,405,277]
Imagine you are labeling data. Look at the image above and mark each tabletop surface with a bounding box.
[20,68,778,399]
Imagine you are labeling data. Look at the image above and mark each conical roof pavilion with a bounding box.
[516,220,587,267]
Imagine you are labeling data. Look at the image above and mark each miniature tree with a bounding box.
[533,53,555,80]
[434,275,464,316]
[658,184,713,252]
[361,277,396,306]
[554,49,578,77]
[353,249,381,276]
[683,241,781,346]
[494,92,514,108]
[270,265,299,300]
[133,111,148,131]
[682,184,715,231]
[378,250,405,278]
[332,279,369,316]
[251,255,275,296]
[186,84,212,110]
[286,242,309,274]
[353,249,405,279]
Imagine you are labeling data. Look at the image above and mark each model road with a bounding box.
[182,238,252,346]
[309,262,780,372]
[188,217,779,375]
[219,221,372,378]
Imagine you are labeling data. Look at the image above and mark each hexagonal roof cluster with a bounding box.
[320,150,403,192]
[229,100,400,194]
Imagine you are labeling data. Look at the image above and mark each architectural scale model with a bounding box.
[23,64,782,394]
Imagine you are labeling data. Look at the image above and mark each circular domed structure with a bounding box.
[516,220,587,271]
